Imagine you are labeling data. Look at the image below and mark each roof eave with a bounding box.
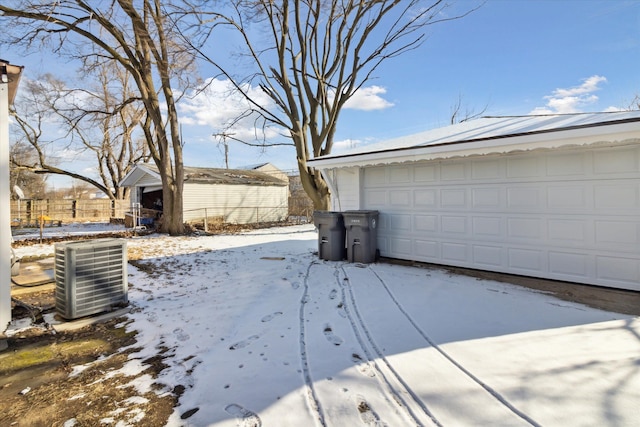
[119,164,162,187]
[309,120,640,170]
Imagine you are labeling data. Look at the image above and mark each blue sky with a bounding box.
[178,0,639,173]
[10,0,640,186]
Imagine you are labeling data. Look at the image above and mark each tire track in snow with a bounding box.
[303,261,426,426]
[365,265,542,427]
[337,265,441,427]
[299,260,327,426]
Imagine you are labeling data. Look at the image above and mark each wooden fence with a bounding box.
[10,199,129,226]
[10,194,314,227]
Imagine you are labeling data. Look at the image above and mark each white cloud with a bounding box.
[331,137,379,153]
[530,75,607,115]
[604,105,625,112]
[332,138,362,152]
[178,78,282,142]
[343,85,394,111]
[179,79,395,145]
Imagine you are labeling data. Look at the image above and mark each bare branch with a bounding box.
[184,0,480,209]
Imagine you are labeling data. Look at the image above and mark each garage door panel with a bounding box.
[546,152,586,176]
[548,251,590,279]
[389,190,411,207]
[595,256,639,285]
[388,213,411,231]
[414,215,438,232]
[472,217,502,237]
[366,167,387,184]
[441,189,467,207]
[472,159,502,179]
[363,146,640,290]
[548,219,588,243]
[594,184,639,210]
[414,239,439,258]
[547,186,587,209]
[472,188,502,208]
[472,245,503,267]
[365,189,387,206]
[441,162,466,180]
[507,187,541,210]
[415,189,437,207]
[594,220,639,248]
[389,237,412,256]
[415,164,437,181]
[441,216,467,234]
[389,166,411,183]
[593,147,638,174]
[442,242,467,262]
[507,248,544,273]
[507,156,540,178]
[507,217,543,240]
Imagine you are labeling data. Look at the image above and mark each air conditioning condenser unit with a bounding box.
[55,238,128,320]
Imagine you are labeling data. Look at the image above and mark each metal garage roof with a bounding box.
[120,163,288,187]
[309,111,640,169]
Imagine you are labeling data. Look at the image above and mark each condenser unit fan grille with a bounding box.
[55,238,128,319]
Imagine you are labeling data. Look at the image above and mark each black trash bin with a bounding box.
[313,211,346,261]
[343,210,379,263]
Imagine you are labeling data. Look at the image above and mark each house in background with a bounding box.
[308,111,640,291]
[241,162,291,183]
[240,162,315,222]
[119,163,289,225]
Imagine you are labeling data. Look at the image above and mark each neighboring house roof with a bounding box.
[308,111,640,169]
[239,162,291,183]
[239,162,272,170]
[120,163,288,187]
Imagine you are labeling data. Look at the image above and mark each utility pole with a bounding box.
[213,132,236,169]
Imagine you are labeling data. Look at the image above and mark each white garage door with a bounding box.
[363,144,640,291]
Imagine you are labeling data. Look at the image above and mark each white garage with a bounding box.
[120,163,289,225]
[308,112,640,291]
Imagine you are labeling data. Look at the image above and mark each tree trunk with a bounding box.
[161,183,183,235]
[155,148,184,235]
[298,158,330,211]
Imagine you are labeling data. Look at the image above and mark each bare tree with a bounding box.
[0,1,204,234]
[450,93,489,125]
[189,0,478,209]
[9,141,47,199]
[627,94,640,110]
[10,71,148,201]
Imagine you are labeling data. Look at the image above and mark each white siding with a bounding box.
[253,164,289,183]
[327,167,362,211]
[183,183,288,224]
[360,145,640,291]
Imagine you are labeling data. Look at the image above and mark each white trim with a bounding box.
[311,128,639,170]
[309,113,640,170]
[141,186,163,193]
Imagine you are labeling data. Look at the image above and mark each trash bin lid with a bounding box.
[343,210,379,217]
[313,210,343,217]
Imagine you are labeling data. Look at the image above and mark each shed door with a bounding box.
[363,144,640,291]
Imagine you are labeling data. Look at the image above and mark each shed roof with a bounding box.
[120,163,288,187]
[308,111,640,169]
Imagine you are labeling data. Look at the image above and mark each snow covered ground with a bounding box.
[10,223,640,426]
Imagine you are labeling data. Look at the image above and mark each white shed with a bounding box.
[308,111,640,291]
[120,164,289,224]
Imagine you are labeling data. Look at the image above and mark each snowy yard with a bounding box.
[10,223,640,426]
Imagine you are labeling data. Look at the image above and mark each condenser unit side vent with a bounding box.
[55,238,128,320]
